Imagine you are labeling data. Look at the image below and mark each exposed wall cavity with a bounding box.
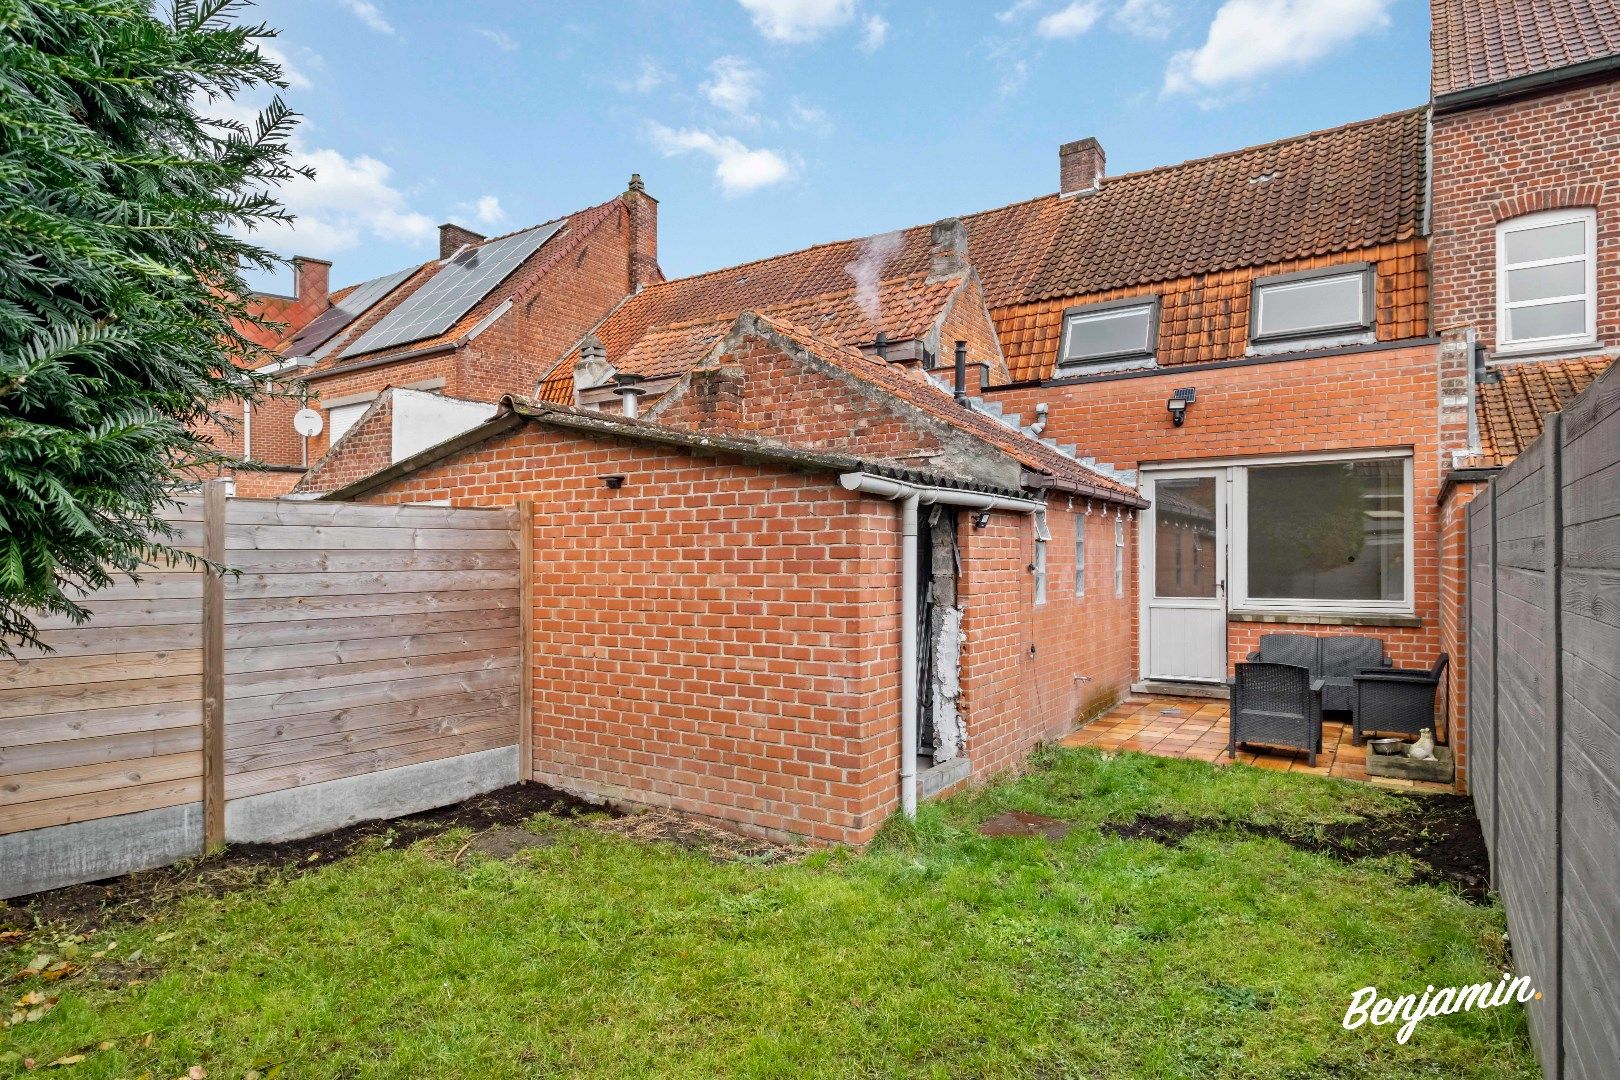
[926,508,965,762]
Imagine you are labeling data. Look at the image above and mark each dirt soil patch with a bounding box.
[1100,792,1491,903]
[595,808,800,864]
[461,826,557,860]
[979,811,1072,840]
[1,783,605,936]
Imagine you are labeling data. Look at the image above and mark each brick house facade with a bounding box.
[209,179,656,495]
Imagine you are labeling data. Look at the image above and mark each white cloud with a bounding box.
[465,195,507,227]
[737,0,856,43]
[1164,0,1393,101]
[998,58,1029,96]
[702,56,763,118]
[254,41,312,91]
[340,0,394,35]
[1113,0,1174,38]
[1037,1,1102,39]
[272,146,436,255]
[619,59,669,94]
[790,98,833,135]
[996,0,1039,22]
[647,123,792,196]
[475,27,519,52]
[859,14,889,52]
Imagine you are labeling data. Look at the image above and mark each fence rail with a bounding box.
[1467,359,1620,1080]
[2,489,524,898]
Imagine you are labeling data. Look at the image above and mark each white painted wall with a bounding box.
[389,388,497,463]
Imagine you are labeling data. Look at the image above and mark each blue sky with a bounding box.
[238,0,1431,293]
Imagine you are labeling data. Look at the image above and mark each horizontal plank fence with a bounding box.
[1467,358,1620,1080]
[2,489,524,898]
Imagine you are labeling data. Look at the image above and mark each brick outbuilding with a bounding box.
[328,312,1143,842]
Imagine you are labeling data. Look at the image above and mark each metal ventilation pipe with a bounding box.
[612,372,647,418]
[953,340,968,406]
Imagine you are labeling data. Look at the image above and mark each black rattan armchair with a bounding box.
[1229,662,1323,766]
[1351,654,1450,746]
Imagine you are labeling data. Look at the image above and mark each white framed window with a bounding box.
[1058,297,1158,371]
[1074,518,1086,597]
[1251,265,1372,343]
[1228,449,1414,615]
[1496,208,1597,354]
[1113,517,1125,597]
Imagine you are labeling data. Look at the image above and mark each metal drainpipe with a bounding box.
[839,472,1044,817]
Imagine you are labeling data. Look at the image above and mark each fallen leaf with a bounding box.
[126,949,144,963]
[48,1054,85,1066]
[40,962,77,981]
[14,990,49,1007]
[141,1033,155,1047]
[154,933,175,944]
[189,1065,207,1079]
[306,852,320,862]
[98,1041,114,1050]
[0,931,25,944]
[25,955,52,973]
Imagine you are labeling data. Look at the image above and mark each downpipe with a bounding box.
[839,472,1043,818]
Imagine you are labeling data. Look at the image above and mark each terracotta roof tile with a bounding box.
[1025,109,1427,299]
[1470,356,1614,467]
[1432,0,1620,97]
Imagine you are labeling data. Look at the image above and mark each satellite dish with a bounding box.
[293,407,324,438]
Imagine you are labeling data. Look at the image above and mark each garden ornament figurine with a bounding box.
[1406,728,1436,761]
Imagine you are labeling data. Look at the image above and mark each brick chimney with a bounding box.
[439,223,485,260]
[292,257,331,306]
[1059,137,1105,196]
[623,173,660,293]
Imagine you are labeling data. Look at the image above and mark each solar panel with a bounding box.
[337,222,564,359]
[283,266,416,358]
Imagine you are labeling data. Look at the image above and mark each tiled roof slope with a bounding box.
[747,313,1143,503]
[295,197,624,373]
[1432,0,1620,98]
[538,271,963,399]
[1026,108,1426,299]
[539,110,1423,396]
[1470,356,1614,467]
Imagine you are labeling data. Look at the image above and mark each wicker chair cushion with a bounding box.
[1255,635,1322,678]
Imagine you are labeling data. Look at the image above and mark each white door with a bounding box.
[1142,469,1228,682]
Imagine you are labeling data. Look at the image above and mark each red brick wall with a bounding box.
[991,343,1450,675]
[1431,79,1620,352]
[955,502,1138,786]
[937,276,1010,385]
[357,423,900,842]
[296,395,395,495]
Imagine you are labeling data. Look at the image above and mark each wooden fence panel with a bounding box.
[1,499,205,841]
[2,494,522,898]
[1557,368,1620,1080]
[1468,359,1620,1080]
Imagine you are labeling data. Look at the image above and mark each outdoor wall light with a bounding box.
[602,474,626,490]
[974,510,992,529]
[1167,386,1197,427]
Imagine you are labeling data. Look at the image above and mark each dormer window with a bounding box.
[1251,264,1373,344]
[1497,208,1597,354]
[1058,296,1159,373]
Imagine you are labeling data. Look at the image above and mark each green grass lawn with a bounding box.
[2,748,1537,1078]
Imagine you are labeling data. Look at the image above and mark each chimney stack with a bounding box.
[292,257,331,308]
[439,223,485,260]
[623,173,660,293]
[927,217,969,281]
[1059,137,1106,196]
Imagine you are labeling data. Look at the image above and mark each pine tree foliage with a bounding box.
[0,0,307,651]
